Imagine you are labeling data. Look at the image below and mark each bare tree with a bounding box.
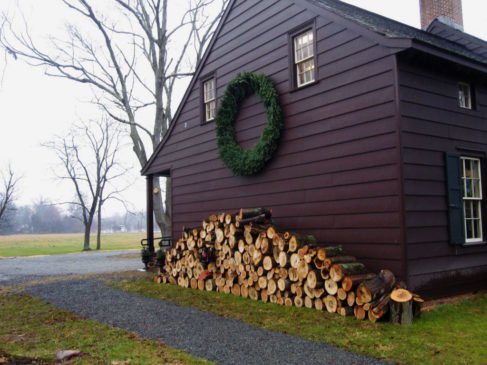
[1,0,228,237]
[0,165,19,227]
[45,118,126,250]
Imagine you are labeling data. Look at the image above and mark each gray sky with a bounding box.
[0,0,486,215]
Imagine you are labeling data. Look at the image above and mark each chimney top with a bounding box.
[420,0,464,31]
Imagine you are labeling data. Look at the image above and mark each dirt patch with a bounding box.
[423,290,487,311]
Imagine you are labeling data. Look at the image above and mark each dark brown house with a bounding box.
[142,0,487,297]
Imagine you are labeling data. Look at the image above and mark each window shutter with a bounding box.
[445,153,465,245]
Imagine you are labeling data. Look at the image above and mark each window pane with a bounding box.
[204,79,215,102]
[297,59,315,86]
[294,30,314,63]
[459,83,472,109]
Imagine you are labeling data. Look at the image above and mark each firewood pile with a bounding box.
[156,208,422,324]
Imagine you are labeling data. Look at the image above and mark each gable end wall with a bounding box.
[149,0,406,279]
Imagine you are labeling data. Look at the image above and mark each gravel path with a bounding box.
[0,250,142,284]
[27,280,389,365]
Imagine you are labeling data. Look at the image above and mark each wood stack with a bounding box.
[157,208,422,323]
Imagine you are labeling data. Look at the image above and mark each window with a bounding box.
[293,29,315,88]
[461,157,483,242]
[458,82,473,109]
[203,78,216,122]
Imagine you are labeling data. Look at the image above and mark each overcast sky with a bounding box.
[0,0,486,215]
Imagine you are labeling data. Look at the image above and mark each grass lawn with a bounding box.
[0,232,145,257]
[0,291,211,365]
[112,276,487,365]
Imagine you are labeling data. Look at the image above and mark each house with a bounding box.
[142,0,487,297]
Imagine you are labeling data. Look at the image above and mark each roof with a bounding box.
[311,0,487,66]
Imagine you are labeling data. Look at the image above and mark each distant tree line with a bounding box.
[0,199,146,235]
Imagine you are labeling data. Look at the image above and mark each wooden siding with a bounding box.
[398,54,487,295]
[147,0,404,278]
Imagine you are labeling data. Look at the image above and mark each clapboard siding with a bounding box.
[398,54,487,295]
[147,0,403,276]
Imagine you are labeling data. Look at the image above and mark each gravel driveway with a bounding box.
[27,280,389,365]
[0,250,142,284]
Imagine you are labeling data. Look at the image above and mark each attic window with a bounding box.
[293,29,316,88]
[203,78,216,122]
[458,82,473,109]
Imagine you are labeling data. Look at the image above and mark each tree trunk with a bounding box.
[96,201,102,250]
[83,218,92,251]
[153,177,171,235]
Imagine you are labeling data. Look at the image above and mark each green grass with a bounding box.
[112,277,487,365]
[0,291,211,365]
[0,232,144,257]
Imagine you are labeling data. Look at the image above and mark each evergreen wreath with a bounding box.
[215,72,283,176]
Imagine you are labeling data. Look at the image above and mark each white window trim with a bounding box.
[458,82,472,110]
[293,29,315,88]
[203,78,216,122]
[461,156,483,244]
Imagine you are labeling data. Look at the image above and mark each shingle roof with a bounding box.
[310,0,487,65]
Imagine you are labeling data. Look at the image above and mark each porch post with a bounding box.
[146,175,155,254]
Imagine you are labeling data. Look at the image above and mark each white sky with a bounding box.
[0,0,486,215]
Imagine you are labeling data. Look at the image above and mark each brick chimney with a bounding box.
[420,0,463,30]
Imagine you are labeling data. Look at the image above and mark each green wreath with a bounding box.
[215,72,283,176]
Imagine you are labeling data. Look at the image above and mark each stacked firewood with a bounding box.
[157,208,422,323]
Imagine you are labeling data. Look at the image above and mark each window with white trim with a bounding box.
[203,78,216,122]
[458,82,473,109]
[461,157,483,242]
[293,29,315,87]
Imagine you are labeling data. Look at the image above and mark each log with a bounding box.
[330,263,367,282]
[341,273,377,292]
[347,291,356,307]
[356,270,396,304]
[278,251,288,268]
[248,287,259,301]
[266,226,277,239]
[324,295,338,313]
[323,256,356,270]
[305,270,322,289]
[284,297,293,307]
[277,278,290,292]
[267,279,277,295]
[390,300,413,325]
[316,246,343,261]
[262,256,274,271]
[294,296,304,307]
[337,288,347,301]
[354,305,366,320]
[231,283,241,297]
[337,306,354,317]
[304,296,314,309]
[239,207,272,220]
[205,279,215,291]
[261,289,269,303]
[314,298,323,311]
[240,285,249,299]
[324,279,338,295]
[390,289,413,303]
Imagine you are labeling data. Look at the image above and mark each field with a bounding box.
[0,232,145,257]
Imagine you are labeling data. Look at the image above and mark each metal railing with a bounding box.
[140,236,173,250]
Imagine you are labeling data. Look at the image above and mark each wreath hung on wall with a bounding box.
[215,72,283,176]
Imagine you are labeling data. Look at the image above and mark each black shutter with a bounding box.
[445,153,465,245]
